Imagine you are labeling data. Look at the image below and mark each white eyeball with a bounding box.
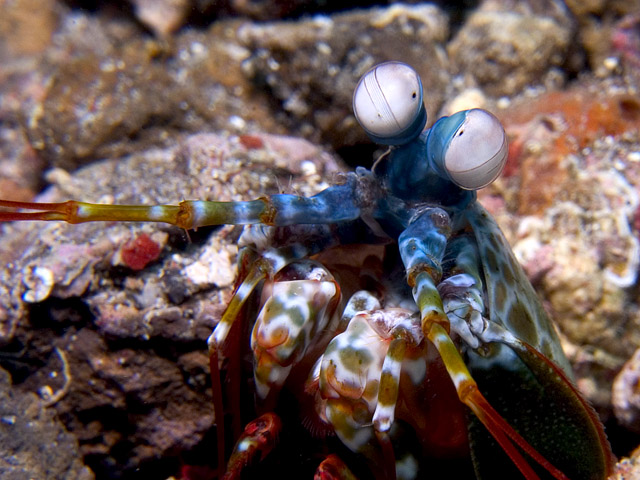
[353,62,426,145]
[443,109,508,190]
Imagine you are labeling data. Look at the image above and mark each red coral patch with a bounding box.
[121,233,161,270]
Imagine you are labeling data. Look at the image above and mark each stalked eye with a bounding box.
[442,109,508,190]
[353,62,427,145]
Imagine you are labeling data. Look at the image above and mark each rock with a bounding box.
[0,0,62,57]
[0,131,342,476]
[17,3,450,170]
[21,15,283,170]
[610,446,640,480]
[239,3,450,149]
[477,76,640,418]
[564,0,640,72]
[128,0,191,36]
[612,13,640,75]
[613,348,640,433]
[0,366,93,480]
[449,0,575,96]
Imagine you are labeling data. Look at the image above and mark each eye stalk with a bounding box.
[353,62,427,145]
[428,109,508,190]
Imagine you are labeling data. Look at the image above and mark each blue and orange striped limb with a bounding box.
[399,212,569,480]
[0,174,364,228]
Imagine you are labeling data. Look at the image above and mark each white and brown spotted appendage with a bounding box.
[318,307,424,452]
[252,273,339,399]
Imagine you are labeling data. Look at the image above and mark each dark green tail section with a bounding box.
[467,343,614,480]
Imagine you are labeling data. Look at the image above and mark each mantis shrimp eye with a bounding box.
[443,109,508,190]
[353,61,427,145]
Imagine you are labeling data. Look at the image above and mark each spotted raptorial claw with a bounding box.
[223,413,282,480]
[314,454,358,480]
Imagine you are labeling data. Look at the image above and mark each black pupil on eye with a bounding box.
[412,92,416,98]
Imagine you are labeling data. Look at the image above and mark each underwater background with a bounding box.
[0,0,639,478]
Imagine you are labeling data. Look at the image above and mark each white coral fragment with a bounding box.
[22,265,55,303]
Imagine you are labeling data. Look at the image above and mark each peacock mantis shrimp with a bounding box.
[0,62,615,479]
